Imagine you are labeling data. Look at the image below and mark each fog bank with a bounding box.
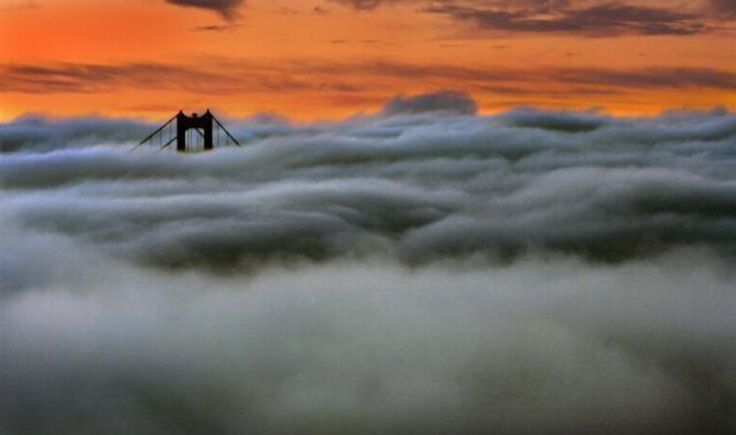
[2,95,736,434]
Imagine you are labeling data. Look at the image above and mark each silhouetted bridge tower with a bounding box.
[135,109,241,152]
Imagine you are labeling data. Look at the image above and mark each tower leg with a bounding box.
[176,112,187,152]
[203,113,214,151]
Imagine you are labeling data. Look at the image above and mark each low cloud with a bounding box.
[2,98,736,434]
[0,115,152,153]
[379,90,477,116]
[2,99,735,267]
[2,234,735,434]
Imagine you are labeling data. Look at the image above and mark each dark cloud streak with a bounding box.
[328,0,399,11]
[165,0,245,21]
[708,0,736,17]
[331,0,732,36]
[425,2,707,36]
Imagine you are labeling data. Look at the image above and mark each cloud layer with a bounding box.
[2,94,735,267]
[3,244,735,434]
[2,93,736,434]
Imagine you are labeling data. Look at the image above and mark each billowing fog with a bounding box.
[2,92,735,434]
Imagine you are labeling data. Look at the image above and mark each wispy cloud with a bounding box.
[708,0,736,17]
[0,62,239,94]
[330,0,733,36]
[425,2,708,36]
[2,60,735,104]
[328,0,398,11]
[0,0,39,12]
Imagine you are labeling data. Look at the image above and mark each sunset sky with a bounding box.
[1,0,736,120]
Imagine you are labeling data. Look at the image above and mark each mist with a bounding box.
[2,94,736,434]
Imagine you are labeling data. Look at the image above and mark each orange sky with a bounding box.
[1,0,735,120]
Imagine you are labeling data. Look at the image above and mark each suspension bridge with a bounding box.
[134,109,241,153]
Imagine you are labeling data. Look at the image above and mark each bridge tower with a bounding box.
[135,108,241,153]
[177,110,214,151]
